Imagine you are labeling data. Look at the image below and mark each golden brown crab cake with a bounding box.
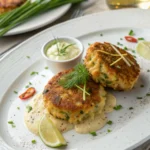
[84,42,140,91]
[0,0,25,14]
[43,69,107,124]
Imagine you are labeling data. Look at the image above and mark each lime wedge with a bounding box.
[136,41,150,60]
[39,114,67,148]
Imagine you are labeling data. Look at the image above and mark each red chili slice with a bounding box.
[125,36,137,43]
[19,87,36,100]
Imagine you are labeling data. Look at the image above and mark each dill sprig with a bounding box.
[59,63,90,100]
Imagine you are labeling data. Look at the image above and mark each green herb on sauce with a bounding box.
[107,129,112,133]
[124,46,128,50]
[17,107,20,110]
[140,84,144,88]
[26,56,30,59]
[146,93,150,96]
[100,33,103,36]
[26,105,32,113]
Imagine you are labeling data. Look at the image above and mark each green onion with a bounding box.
[137,97,143,99]
[0,0,85,36]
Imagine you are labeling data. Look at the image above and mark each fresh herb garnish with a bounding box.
[14,91,18,94]
[107,129,112,133]
[26,105,32,113]
[88,43,91,46]
[138,37,145,40]
[31,140,36,144]
[26,56,30,59]
[124,46,128,50]
[17,107,20,110]
[140,84,144,88]
[90,132,97,136]
[29,82,32,85]
[59,64,90,100]
[129,107,134,110]
[114,105,122,110]
[146,93,150,96]
[107,120,113,125]
[100,33,103,36]
[45,66,48,70]
[25,85,29,88]
[30,71,38,75]
[129,30,134,36]
[117,42,123,46]
[147,70,150,72]
[137,97,143,99]
[8,121,16,128]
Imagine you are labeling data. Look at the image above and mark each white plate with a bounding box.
[3,4,71,36]
[1,8,150,150]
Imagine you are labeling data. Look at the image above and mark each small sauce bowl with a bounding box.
[41,36,84,73]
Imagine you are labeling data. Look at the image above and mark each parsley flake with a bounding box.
[30,72,38,75]
[138,37,145,40]
[17,107,20,110]
[107,129,112,133]
[14,91,18,94]
[129,30,135,36]
[45,66,48,70]
[137,97,143,99]
[100,33,103,36]
[114,105,122,110]
[146,93,150,96]
[31,140,36,144]
[8,121,16,128]
[26,56,30,59]
[26,105,32,113]
[140,84,144,88]
[90,132,97,136]
[129,107,134,110]
[107,120,113,125]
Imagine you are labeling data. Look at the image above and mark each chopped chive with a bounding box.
[124,47,128,50]
[26,105,32,113]
[25,85,29,88]
[146,93,150,96]
[107,120,113,125]
[129,30,134,36]
[8,121,16,128]
[88,43,91,46]
[120,38,123,40]
[8,121,14,124]
[45,66,48,70]
[30,71,38,75]
[138,37,145,40]
[100,33,103,36]
[31,140,36,144]
[17,107,20,110]
[137,97,143,99]
[129,107,134,110]
[26,56,30,59]
[117,42,123,46]
[90,132,97,136]
[114,105,122,110]
[140,84,144,88]
[14,91,18,94]
[107,129,112,133]
[29,82,32,85]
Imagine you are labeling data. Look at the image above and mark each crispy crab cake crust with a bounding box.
[43,69,107,124]
[84,42,140,90]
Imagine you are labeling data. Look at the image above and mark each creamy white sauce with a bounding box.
[46,41,80,61]
[24,93,116,135]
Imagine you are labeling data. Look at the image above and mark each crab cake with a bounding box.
[84,42,140,91]
[0,0,25,14]
[43,69,107,124]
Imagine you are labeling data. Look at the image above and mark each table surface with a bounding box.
[0,0,150,149]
